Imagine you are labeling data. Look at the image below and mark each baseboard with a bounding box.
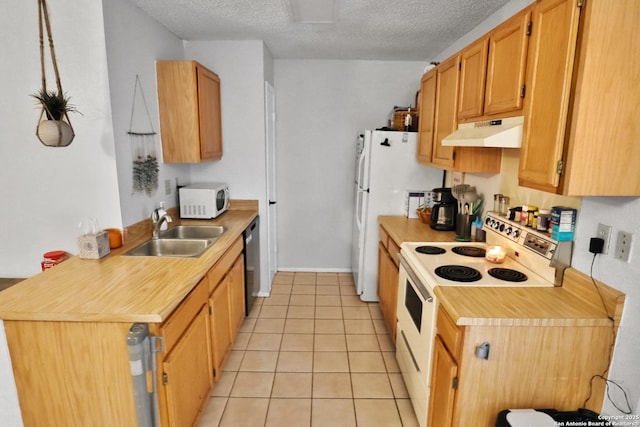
[276,267,353,273]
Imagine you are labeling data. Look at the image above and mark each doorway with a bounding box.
[265,81,277,288]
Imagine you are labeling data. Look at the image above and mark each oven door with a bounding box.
[396,254,437,427]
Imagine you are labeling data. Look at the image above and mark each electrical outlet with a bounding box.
[614,231,633,262]
[164,179,171,195]
[596,223,612,254]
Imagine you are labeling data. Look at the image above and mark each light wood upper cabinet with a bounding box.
[418,55,502,173]
[417,68,437,165]
[483,8,531,116]
[458,7,531,120]
[431,55,460,170]
[156,60,222,163]
[458,38,489,119]
[520,0,640,195]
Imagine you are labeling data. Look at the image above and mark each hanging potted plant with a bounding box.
[31,88,78,147]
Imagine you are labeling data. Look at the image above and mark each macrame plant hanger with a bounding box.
[36,0,75,147]
[128,75,159,196]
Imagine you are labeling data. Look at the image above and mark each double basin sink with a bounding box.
[124,225,226,258]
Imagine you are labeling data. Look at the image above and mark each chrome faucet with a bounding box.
[151,207,173,239]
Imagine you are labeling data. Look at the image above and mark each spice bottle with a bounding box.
[537,209,551,233]
[527,206,538,227]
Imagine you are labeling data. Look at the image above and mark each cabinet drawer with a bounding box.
[207,236,243,293]
[379,226,390,250]
[161,278,208,352]
[437,306,463,360]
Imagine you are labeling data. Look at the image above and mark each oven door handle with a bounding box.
[399,254,434,303]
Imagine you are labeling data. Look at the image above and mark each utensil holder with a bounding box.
[455,214,474,242]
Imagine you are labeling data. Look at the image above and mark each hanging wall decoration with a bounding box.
[128,75,159,196]
[31,0,78,147]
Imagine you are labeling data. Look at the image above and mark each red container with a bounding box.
[41,250,68,271]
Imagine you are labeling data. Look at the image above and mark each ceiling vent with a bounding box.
[289,0,338,24]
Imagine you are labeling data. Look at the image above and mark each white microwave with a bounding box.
[179,183,229,219]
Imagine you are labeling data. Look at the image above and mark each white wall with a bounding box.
[184,40,273,295]
[0,0,122,278]
[274,59,427,270]
[103,0,190,226]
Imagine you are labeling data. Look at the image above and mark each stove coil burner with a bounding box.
[452,246,486,258]
[435,265,482,282]
[415,246,446,255]
[488,268,528,282]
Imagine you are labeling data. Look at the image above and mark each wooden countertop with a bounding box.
[0,207,257,323]
[379,216,625,329]
[378,215,457,244]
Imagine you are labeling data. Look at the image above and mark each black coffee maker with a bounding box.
[430,188,457,231]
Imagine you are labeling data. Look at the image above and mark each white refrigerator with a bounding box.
[351,130,441,301]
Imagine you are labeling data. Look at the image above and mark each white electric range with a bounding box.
[395,212,572,427]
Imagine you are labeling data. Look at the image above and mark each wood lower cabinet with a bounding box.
[207,236,245,380]
[377,246,398,341]
[156,60,222,163]
[377,226,399,341]
[209,273,232,379]
[228,254,246,338]
[428,336,458,427]
[520,0,640,195]
[417,55,501,173]
[162,304,212,427]
[428,305,615,426]
[157,276,212,427]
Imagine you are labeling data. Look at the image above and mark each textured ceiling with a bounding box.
[128,0,513,60]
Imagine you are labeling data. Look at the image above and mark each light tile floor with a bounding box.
[199,271,419,427]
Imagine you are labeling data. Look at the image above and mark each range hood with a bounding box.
[442,116,524,148]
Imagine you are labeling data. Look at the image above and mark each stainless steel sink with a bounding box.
[124,238,215,258]
[159,225,226,240]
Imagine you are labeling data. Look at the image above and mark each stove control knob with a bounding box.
[499,224,505,232]
[505,227,512,236]
[485,217,491,226]
[512,229,520,239]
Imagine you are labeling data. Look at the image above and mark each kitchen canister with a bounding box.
[41,250,68,271]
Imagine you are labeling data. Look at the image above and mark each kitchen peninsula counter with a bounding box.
[0,205,258,323]
[378,215,624,329]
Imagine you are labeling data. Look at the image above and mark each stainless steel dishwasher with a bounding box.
[243,216,260,315]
